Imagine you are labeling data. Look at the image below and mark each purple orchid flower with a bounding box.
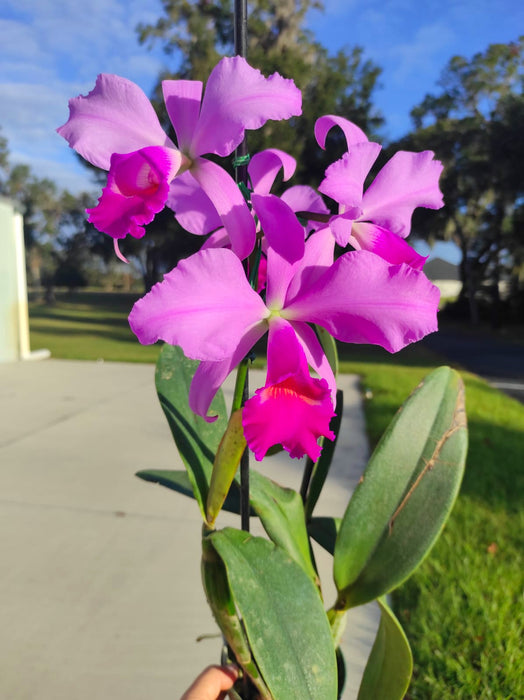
[315,115,444,270]
[171,147,329,266]
[57,57,302,260]
[128,200,439,460]
[171,148,297,249]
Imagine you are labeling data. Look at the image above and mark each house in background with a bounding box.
[424,257,461,299]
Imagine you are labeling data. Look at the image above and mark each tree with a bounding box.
[0,130,120,295]
[137,0,384,186]
[397,37,524,324]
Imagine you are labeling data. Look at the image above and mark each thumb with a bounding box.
[180,664,239,700]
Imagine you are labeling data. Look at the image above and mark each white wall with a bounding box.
[0,198,30,361]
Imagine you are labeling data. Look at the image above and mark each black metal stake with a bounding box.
[232,6,253,698]
[234,0,250,535]
[234,0,248,59]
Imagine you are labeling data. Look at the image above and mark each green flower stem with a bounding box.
[232,357,250,414]
[248,240,262,291]
[327,607,348,648]
[231,357,251,532]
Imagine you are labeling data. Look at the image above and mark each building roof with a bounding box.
[424,257,459,281]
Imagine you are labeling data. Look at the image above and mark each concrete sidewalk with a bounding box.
[0,359,379,699]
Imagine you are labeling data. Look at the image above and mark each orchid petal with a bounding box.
[314,115,369,151]
[255,254,268,294]
[328,212,357,248]
[243,318,335,461]
[284,250,440,353]
[113,239,129,263]
[128,248,268,360]
[87,146,181,239]
[57,74,174,171]
[248,149,296,194]
[201,228,230,250]
[318,142,381,209]
[191,157,256,260]
[351,222,428,270]
[265,237,301,311]
[167,170,222,236]
[361,151,444,237]
[281,185,330,230]
[285,227,336,302]
[191,56,302,157]
[282,186,328,213]
[162,79,203,153]
[189,326,267,422]
[251,193,305,264]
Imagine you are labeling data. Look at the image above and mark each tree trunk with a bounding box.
[456,230,479,325]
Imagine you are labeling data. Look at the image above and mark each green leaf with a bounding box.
[135,469,194,498]
[201,533,271,699]
[206,409,246,527]
[155,343,228,518]
[249,470,318,584]
[209,528,338,700]
[307,516,342,556]
[304,390,344,520]
[315,325,339,377]
[357,598,412,700]
[334,366,468,608]
[135,469,248,516]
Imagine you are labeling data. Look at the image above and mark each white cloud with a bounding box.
[10,148,97,195]
[0,0,166,194]
[0,17,41,58]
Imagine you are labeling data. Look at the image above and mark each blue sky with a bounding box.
[1,0,522,261]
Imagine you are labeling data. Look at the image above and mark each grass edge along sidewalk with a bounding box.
[29,293,524,698]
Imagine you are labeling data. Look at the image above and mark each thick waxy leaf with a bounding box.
[209,528,338,700]
[357,598,412,700]
[136,469,195,499]
[334,366,467,608]
[155,343,228,518]
[206,409,247,527]
[304,390,344,520]
[201,534,271,699]
[249,470,318,584]
[133,468,256,517]
[315,324,339,377]
[308,516,342,556]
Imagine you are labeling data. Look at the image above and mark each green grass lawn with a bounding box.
[338,344,524,699]
[29,292,524,698]
[29,290,161,363]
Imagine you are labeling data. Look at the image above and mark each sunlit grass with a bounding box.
[29,291,161,363]
[337,344,524,698]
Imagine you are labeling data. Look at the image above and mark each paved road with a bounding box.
[423,326,524,403]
